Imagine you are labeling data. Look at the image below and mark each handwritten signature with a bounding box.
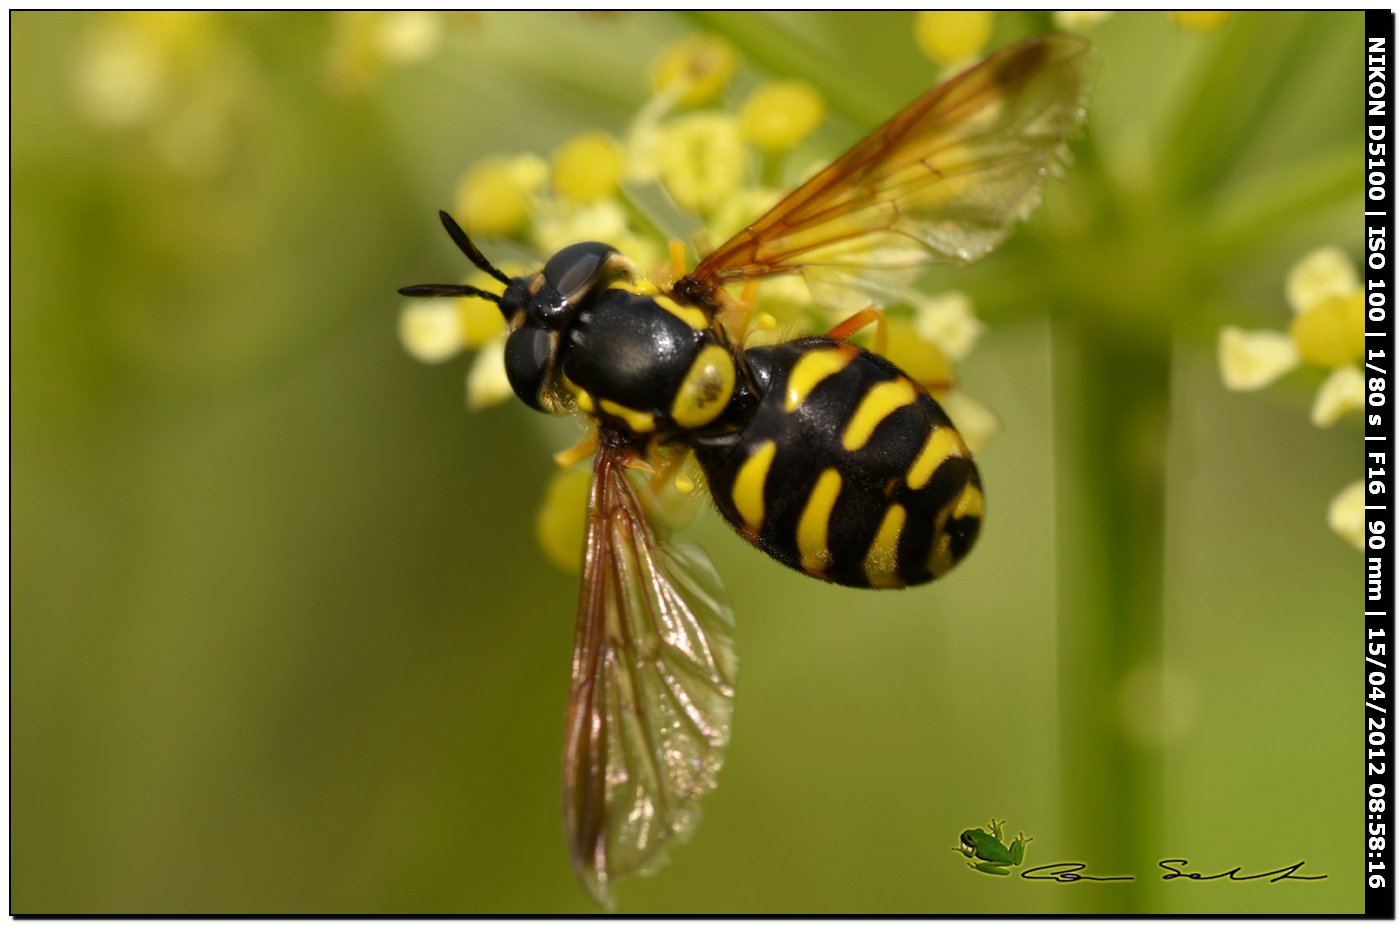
[1019,859,1327,883]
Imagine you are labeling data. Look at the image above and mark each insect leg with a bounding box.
[825,304,887,356]
[646,446,694,496]
[554,429,600,469]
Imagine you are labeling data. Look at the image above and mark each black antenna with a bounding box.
[397,282,501,302]
[398,211,513,301]
[437,210,511,286]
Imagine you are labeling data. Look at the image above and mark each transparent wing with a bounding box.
[563,445,738,907]
[683,35,1093,305]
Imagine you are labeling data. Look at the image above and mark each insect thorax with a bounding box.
[559,285,753,439]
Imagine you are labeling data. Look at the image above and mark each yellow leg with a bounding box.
[923,377,953,395]
[553,430,599,468]
[647,447,692,496]
[825,304,887,356]
[728,280,767,342]
[624,455,657,476]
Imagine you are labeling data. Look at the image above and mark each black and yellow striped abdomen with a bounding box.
[694,337,982,589]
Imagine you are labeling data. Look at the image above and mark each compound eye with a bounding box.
[543,242,623,302]
[504,326,555,410]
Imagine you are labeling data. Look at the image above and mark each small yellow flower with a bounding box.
[466,336,513,410]
[734,274,818,348]
[532,199,631,257]
[1312,365,1365,428]
[911,290,983,363]
[72,20,171,127]
[654,112,748,216]
[881,292,996,449]
[1170,11,1231,34]
[640,458,706,535]
[327,11,446,97]
[705,187,783,248]
[1219,247,1366,550]
[453,154,547,238]
[399,299,467,364]
[1286,247,1365,375]
[398,265,510,364]
[1218,327,1299,391]
[881,318,953,392]
[649,33,739,108]
[536,465,593,574]
[914,11,995,66]
[460,303,508,350]
[1328,480,1365,551]
[1292,289,1365,368]
[1053,11,1113,31]
[71,12,245,177]
[552,131,626,204]
[939,389,1002,454]
[113,10,218,56]
[739,80,826,153]
[1286,246,1359,310]
[373,11,443,65]
[1218,247,1363,410]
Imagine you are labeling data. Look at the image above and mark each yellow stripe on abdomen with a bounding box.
[928,482,983,578]
[863,503,908,588]
[906,426,968,490]
[796,468,843,575]
[785,348,856,412]
[731,440,778,532]
[842,378,918,452]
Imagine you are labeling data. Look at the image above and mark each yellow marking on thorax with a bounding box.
[598,398,656,434]
[796,468,843,575]
[562,373,596,414]
[671,345,736,429]
[842,377,919,451]
[654,294,711,331]
[732,440,777,531]
[611,278,659,297]
[863,503,907,588]
[906,426,969,490]
[785,348,856,412]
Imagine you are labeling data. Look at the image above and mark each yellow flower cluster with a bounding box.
[1218,247,1366,548]
[325,11,450,97]
[70,12,471,176]
[912,9,1230,69]
[1048,10,1232,37]
[69,12,251,178]
[915,11,995,66]
[399,32,1001,571]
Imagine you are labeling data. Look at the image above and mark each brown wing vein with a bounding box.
[679,34,1093,303]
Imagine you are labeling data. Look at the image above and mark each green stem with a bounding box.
[1053,310,1170,913]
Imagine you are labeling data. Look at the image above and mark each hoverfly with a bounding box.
[400,34,1092,905]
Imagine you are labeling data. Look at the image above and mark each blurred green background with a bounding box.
[13,10,1364,914]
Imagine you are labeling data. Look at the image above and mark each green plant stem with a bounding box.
[1053,311,1170,913]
